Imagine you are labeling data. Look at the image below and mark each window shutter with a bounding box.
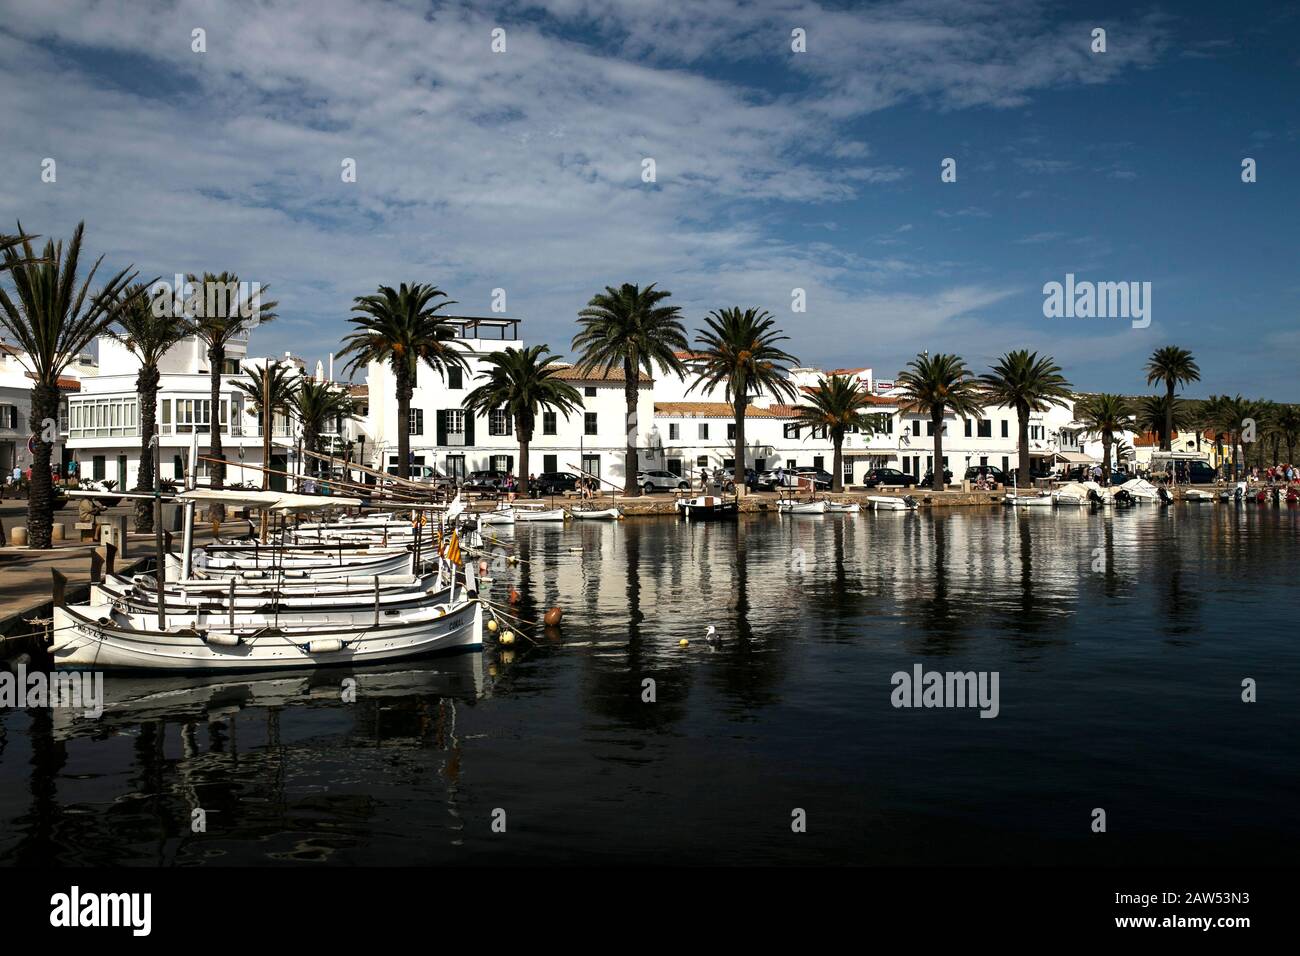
[505,413,512,436]
[506,455,514,473]
[436,409,448,446]
[464,410,475,445]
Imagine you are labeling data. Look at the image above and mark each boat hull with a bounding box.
[777,499,828,514]
[51,599,483,672]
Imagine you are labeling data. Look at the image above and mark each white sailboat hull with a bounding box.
[513,508,567,522]
[867,496,915,511]
[568,508,622,520]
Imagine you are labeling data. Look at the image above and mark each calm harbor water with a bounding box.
[2,505,1297,866]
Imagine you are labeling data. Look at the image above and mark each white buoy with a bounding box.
[705,625,719,644]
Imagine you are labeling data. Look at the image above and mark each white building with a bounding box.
[0,338,91,479]
[64,328,360,491]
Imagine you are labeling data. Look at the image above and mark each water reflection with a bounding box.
[2,505,1297,865]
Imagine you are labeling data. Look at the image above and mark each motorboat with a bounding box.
[1120,478,1161,502]
[1183,488,1216,502]
[1052,481,1093,505]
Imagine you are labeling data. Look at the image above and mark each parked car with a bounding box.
[463,470,509,493]
[861,467,917,488]
[637,470,689,493]
[793,467,833,490]
[536,471,582,494]
[919,468,953,489]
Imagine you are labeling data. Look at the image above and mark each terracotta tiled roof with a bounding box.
[554,364,652,383]
[1134,430,1169,448]
[826,367,868,376]
[22,371,82,391]
[672,350,709,360]
[656,401,799,418]
[797,385,895,405]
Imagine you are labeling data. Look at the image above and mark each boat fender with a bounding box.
[205,633,242,647]
[499,631,515,645]
[308,639,345,654]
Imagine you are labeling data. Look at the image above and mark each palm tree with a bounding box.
[184,272,278,505]
[290,379,357,476]
[978,350,1072,485]
[338,284,466,480]
[233,361,300,476]
[792,375,888,492]
[572,283,689,497]
[1215,394,1250,479]
[687,307,800,494]
[0,223,143,547]
[462,346,584,496]
[895,353,984,489]
[1136,394,1189,452]
[1145,346,1200,451]
[1273,404,1300,466]
[1074,394,1135,482]
[111,284,190,531]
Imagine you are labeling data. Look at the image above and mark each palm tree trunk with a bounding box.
[832,435,843,493]
[135,365,159,532]
[623,356,639,498]
[1017,406,1031,485]
[733,394,747,496]
[26,382,59,549]
[208,344,225,489]
[932,408,944,489]
[1164,382,1174,452]
[518,427,531,497]
[1102,431,1113,480]
[396,364,412,481]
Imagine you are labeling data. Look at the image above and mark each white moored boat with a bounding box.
[1004,493,1053,507]
[1183,488,1216,502]
[1052,481,1092,505]
[51,597,482,671]
[568,507,623,520]
[867,495,917,511]
[675,495,738,519]
[1120,478,1161,502]
[824,501,860,514]
[477,504,517,525]
[777,498,828,515]
[512,504,567,522]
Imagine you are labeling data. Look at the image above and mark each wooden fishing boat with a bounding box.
[568,507,623,520]
[477,505,517,525]
[777,498,828,514]
[867,495,917,511]
[512,504,567,522]
[51,592,483,671]
[675,495,738,519]
[824,500,860,514]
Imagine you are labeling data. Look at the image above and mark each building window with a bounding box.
[1001,419,1009,438]
[698,423,709,440]
[68,397,140,438]
[584,386,597,397]
[964,419,972,438]
[409,409,424,435]
[1002,456,1010,473]
[491,454,513,473]
[813,456,824,471]
[913,421,924,438]
[584,412,597,436]
[542,454,557,473]
[446,410,463,434]
[447,366,463,389]
[926,421,936,436]
[445,454,466,480]
[582,454,600,479]
[543,411,557,435]
[727,423,736,440]
[977,420,992,439]
[489,409,512,436]
[697,456,710,468]
[668,423,679,440]
[783,423,799,440]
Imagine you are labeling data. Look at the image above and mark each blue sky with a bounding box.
[1,0,1296,398]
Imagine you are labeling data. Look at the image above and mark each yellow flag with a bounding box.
[446,529,461,566]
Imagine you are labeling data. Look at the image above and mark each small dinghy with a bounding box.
[477,505,517,525]
[1183,488,1215,502]
[777,498,828,515]
[824,500,860,514]
[568,507,622,520]
[676,495,738,519]
[512,504,567,522]
[868,495,917,511]
[1004,492,1053,507]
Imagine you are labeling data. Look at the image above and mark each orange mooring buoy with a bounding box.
[509,588,521,604]
[544,606,563,627]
